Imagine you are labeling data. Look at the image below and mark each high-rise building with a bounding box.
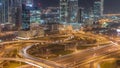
[93,0,103,21]
[41,7,59,23]
[101,0,104,16]
[68,0,78,23]
[60,0,68,24]
[0,0,22,31]
[12,0,22,30]
[30,10,41,23]
[0,0,9,23]
[21,4,30,30]
[0,0,35,30]
[22,0,33,7]
[21,0,33,30]
[60,0,78,24]
[78,7,84,23]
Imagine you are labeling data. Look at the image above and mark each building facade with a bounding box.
[67,0,78,23]
[0,0,22,24]
[60,0,68,24]
[60,0,78,24]
[0,0,9,23]
[21,0,33,30]
[93,0,103,21]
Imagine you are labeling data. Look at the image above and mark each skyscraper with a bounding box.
[60,0,68,24]
[68,0,78,23]
[21,0,33,30]
[93,0,103,21]
[22,0,33,7]
[0,0,9,23]
[0,0,22,24]
[101,0,104,16]
[60,0,78,24]
[10,0,22,30]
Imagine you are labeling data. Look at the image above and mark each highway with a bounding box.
[0,58,52,68]
[21,41,120,68]
[21,45,64,68]
[20,35,120,68]
[1,34,120,68]
[0,35,74,45]
[0,35,74,68]
[0,40,51,45]
[52,43,120,68]
[20,35,75,68]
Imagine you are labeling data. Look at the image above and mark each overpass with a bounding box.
[0,40,51,45]
[52,44,120,68]
[0,58,53,68]
[21,35,120,68]
[0,35,74,68]
[21,45,64,68]
[21,39,120,68]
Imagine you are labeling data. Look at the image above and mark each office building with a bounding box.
[60,0,68,24]
[60,0,79,24]
[68,0,78,23]
[93,0,103,21]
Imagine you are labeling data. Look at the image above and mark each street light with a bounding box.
[0,3,2,6]
[26,3,33,7]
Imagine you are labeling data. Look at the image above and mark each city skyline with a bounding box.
[35,0,95,8]
[1,0,120,68]
[104,0,120,14]
[36,0,120,14]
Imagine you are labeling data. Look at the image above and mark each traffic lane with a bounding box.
[53,45,114,62]
[53,45,120,65]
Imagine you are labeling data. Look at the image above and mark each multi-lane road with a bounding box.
[0,35,74,68]
[20,40,120,68]
[1,34,120,68]
[51,44,120,68]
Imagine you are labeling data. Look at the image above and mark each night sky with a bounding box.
[35,0,120,14]
[104,0,120,14]
[35,0,97,8]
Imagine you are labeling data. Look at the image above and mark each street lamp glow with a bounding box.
[26,4,33,7]
[0,3,2,6]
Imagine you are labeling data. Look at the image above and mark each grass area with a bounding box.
[3,61,25,68]
[77,46,91,50]
[32,35,69,41]
[51,49,73,56]
[38,49,73,59]
[100,60,117,68]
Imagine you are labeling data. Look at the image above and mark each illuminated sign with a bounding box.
[26,4,33,7]
[117,29,120,32]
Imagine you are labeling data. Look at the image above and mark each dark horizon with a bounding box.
[35,0,96,8]
[104,0,120,14]
[35,0,120,14]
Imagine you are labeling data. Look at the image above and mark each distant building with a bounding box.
[0,24,2,32]
[60,0,79,24]
[0,0,22,24]
[67,0,78,23]
[78,7,84,23]
[21,4,30,30]
[30,23,40,30]
[93,0,103,21]
[41,7,60,24]
[43,22,63,35]
[18,25,44,38]
[30,10,41,23]
[60,0,68,24]
[1,23,14,31]
[15,6,22,30]
[0,0,9,23]
[23,0,33,7]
